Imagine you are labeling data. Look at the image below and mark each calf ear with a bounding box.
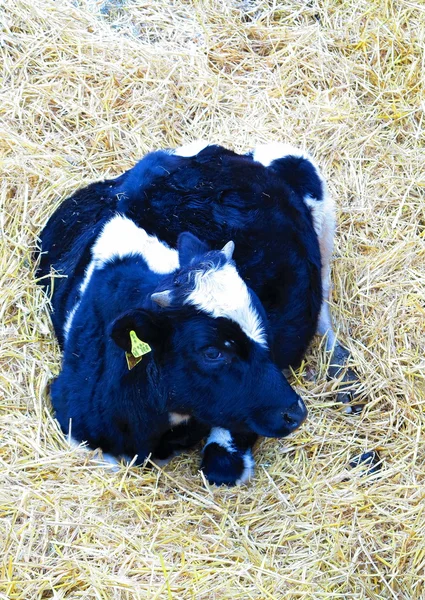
[221,240,235,262]
[178,231,209,266]
[110,309,164,352]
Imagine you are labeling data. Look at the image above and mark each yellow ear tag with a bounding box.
[125,330,152,370]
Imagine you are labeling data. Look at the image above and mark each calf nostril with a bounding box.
[282,412,297,426]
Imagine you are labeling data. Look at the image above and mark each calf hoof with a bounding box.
[328,343,364,413]
[349,450,382,476]
[201,444,254,487]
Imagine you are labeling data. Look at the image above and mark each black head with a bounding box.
[110,232,307,438]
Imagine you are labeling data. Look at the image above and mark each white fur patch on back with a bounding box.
[253,142,328,204]
[63,215,179,340]
[91,215,179,274]
[175,140,209,157]
[253,142,310,167]
[185,263,267,347]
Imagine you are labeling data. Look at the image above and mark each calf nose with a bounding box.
[247,395,308,438]
[282,396,308,431]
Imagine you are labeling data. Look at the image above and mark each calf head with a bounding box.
[111,232,307,438]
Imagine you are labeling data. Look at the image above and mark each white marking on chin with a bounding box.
[174,140,209,157]
[63,215,179,341]
[253,142,310,167]
[185,263,267,347]
[236,450,255,485]
[169,412,191,426]
[204,427,236,453]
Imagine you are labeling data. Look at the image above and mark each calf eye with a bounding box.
[203,347,223,360]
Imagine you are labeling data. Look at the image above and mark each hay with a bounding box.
[1,0,424,597]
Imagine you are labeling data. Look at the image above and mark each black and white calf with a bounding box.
[36,141,359,486]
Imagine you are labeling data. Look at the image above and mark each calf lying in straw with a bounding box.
[36,142,360,486]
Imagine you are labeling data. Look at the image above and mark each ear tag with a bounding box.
[125,330,152,370]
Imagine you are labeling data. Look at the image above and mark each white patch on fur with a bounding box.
[151,455,175,467]
[174,140,209,157]
[63,214,179,341]
[253,143,330,212]
[169,412,191,426]
[235,450,255,485]
[78,262,96,296]
[204,427,236,454]
[185,263,267,347]
[317,301,337,350]
[68,436,132,470]
[91,215,178,274]
[63,303,79,339]
[99,453,122,470]
[305,185,337,350]
[68,435,83,450]
[304,192,335,244]
[95,452,135,471]
[253,142,310,167]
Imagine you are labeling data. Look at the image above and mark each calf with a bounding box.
[37,141,358,485]
[42,214,307,483]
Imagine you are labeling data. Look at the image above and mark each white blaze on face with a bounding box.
[185,262,267,347]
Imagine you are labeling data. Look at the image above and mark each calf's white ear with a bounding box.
[221,240,235,261]
[151,290,172,308]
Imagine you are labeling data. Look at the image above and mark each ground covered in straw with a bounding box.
[1,0,424,598]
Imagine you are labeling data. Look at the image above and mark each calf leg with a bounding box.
[312,182,363,412]
[252,143,363,410]
[318,285,363,411]
[200,428,257,486]
[154,423,258,486]
[153,419,209,462]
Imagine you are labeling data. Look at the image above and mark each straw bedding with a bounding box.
[1,0,424,597]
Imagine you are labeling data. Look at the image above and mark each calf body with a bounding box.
[37,142,355,485]
[47,213,307,470]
